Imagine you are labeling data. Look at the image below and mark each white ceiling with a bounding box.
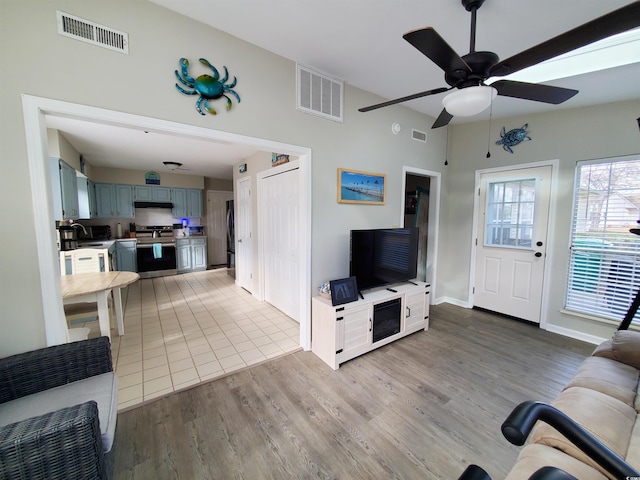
[50,1,640,179]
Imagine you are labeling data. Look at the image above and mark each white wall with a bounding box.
[443,100,640,342]
[0,0,447,356]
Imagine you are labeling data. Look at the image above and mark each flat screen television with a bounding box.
[350,227,419,290]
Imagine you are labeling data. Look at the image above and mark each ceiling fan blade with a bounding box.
[431,109,453,129]
[490,2,640,77]
[403,27,471,74]
[492,80,578,104]
[358,87,451,113]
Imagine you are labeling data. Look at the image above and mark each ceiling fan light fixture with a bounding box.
[442,86,497,117]
[163,161,182,170]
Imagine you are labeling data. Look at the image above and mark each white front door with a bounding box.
[474,165,552,323]
[261,168,300,321]
[206,190,234,266]
[236,177,252,292]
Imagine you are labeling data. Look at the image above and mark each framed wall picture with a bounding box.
[329,276,359,306]
[338,168,386,205]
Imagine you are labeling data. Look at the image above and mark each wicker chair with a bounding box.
[0,337,116,480]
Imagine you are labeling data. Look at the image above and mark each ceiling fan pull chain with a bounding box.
[444,125,449,166]
[486,98,493,158]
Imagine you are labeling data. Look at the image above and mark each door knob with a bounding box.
[536,241,543,246]
[238,239,243,243]
[534,252,542,257]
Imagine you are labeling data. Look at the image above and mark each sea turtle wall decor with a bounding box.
[496,124,531,153]
[175,57,241,115]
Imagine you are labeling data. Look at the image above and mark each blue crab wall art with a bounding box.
[496,124,531,153]
[175,58,241,115]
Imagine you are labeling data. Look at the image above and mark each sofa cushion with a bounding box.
[0,372,118,452]
[530,386,636,479]
[564,356,640,408]
[593,331,640,370]
[505,444,607,480]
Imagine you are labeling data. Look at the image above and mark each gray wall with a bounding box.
[2,0,637,357]
[0,0,446,356]
[442,100,640,342]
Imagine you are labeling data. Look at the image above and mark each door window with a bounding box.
[485,178,536,248]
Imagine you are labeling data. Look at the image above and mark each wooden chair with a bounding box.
[59,249,112,340]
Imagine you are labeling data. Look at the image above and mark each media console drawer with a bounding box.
[311,282,430,370]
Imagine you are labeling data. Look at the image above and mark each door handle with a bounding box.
[238,239,242,243]
[534,252,542,257]
[536,241,543,247]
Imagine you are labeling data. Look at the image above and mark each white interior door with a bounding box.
[261,168,300,321]
[474,165,552,323]
[206,190,234,266]
[236,177,252,292]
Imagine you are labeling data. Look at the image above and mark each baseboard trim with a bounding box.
[543,324,607,345]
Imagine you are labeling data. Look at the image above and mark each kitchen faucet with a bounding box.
[69,222,87,235]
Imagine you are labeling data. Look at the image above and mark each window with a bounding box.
[565,156,640,324]
[485,178,536,248]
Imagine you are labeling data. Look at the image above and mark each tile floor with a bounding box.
[83,269,300,411]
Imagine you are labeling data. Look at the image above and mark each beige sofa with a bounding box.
[461,330,640,480]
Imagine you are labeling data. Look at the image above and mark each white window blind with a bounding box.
[565,156,640,324]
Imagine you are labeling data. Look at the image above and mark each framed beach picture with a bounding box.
[338,168,386,205]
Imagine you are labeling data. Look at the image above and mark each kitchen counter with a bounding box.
[77,239,136,249]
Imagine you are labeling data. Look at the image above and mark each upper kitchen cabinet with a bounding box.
[134,185,172,202]
[171,188,202,218]
[95,183,134,218]
[49,158,79,220]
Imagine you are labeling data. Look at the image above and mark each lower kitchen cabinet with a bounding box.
[177,238,207,273]
[114,240,137,272]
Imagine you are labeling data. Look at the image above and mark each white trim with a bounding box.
[401,166,441,302]
[21,94,313,351]
[544,323,607,346]
[470,159,559,327]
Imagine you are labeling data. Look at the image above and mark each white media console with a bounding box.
[311,281,430,370]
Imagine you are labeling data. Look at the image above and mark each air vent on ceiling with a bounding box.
[57,11,129,54]
[412,129,427,143]
[297,64,343,122]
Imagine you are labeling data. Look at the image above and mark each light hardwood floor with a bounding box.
[113,303,595,480]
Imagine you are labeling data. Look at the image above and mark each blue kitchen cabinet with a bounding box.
[187,189,202,218]
[94,183,134,218]
[114,240,137,272]
[49,158,79,220]
[134,185,172,202]
[172,188,203,218]
[176,238,207,273]
[88,180,98,218]
[171,188,188,217]
[115,184,134,218]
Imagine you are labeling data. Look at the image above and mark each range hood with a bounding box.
[134,201,173,209]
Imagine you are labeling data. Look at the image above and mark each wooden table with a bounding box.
[61,271,139,340]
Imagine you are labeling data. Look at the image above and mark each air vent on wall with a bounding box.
[57,11,129,54]
[297,64,343,122]
[412,129,427,143]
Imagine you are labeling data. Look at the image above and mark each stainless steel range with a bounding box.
[135,225,177,278]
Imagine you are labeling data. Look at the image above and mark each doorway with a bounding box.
[472,163,554,324]
[402,167,441,300]
[22,95,313,350]
[206,190,234,267]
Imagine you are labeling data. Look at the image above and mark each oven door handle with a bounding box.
[137,243,176,248]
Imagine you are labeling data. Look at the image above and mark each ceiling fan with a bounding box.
[359,0,640,128]
[163,161,190,171]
